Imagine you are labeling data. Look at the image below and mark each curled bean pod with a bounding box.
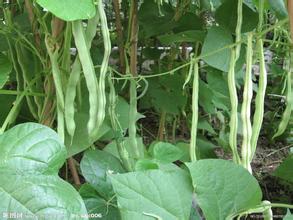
[241,33,253,172]
[190,57,199,162]
[65,9,99,140]
[72,20,98,138]
[91,0,112,140]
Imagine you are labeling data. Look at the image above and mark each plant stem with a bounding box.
[128,0,142,159]
[190,57,199,162]
[157,111,166,141]
[113,0,126,73]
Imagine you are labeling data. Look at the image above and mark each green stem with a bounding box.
[190,58,199,162]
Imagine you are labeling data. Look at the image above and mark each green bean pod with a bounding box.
[241,33,253,172]
[272,60,292,139]
[45,36,65,142]
[65,9,99,140]
[228,48,240,164]
[129,79,141,159]
[72,20,98,138]
[64,60,81,139]
[235,0,243,60]
[108,74,132,171]
[251,38,268,157]
[91,0,112,140]
[190,58,199,162]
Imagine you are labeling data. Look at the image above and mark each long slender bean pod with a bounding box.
[190,57,199,162]
[241,33,253,172]
[250,0,268,160]
[64,60,81,139]
[251,39,268,155]
[235,0,243,59]
[227,0,243,164]
[65,9,99,140]
[72,20,98,138]
[228,48,240,163]
[45,36,65,142]
[129,79,141,159]
[272,59,292,139]
[91,1,112,140]
[108,74,132,171]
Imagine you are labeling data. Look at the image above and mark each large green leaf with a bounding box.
[65,82,113,157]
[151,142,184,163]
[65,111,110,157]
[158,30,206,45]
[273,155,293,183]
[187,159,262,220]
[215,0,259,33]
[0,53,12,89]
[139,0,176,38]
[0,123,88,219]
[268,0,288,20]
[284,210,293,220]
[140,74,187,114]
[36,0,96,21]
[0,95,15,124]
[110,169,193,220]
[79,184,121,220]
[201,26,233,72]
[80,149,125,199]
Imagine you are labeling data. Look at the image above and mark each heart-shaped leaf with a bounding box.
[273,155,293,183]
[79,184,121,220]
[36,0,96,21]
[110,169,193,220]
[187,159,262,220]
[0,123,88,218]
[80,149,125,199]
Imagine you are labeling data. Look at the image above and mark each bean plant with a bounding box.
[0,0,293,219]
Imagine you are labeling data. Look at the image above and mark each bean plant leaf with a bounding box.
[139,0,176,38]
[110,169,193,220]
[36,0,96,21]
[80,149,125,199]
[0,34,8,51]
[79,184,121,220]
[268,0,288,20]
[0,53,12,89]
[158,30,206,45]
[201,26,233,72]
[0,123,88,218]
[284,210,293,220]
[152,142,184,163]
[0,96,15,124]
[65,111,110,157]
[187,159,262,220]
[215,0,259,34]
[135,159,159,171]
[273,155,293,183]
